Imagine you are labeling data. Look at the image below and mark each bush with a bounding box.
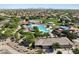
[43,32,49,38]
[52,43,61,50]
[57,51,62,54]
[72,48,79,54]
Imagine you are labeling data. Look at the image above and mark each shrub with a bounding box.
[52,43,61,50]
[57,51,62,54]
[72,48,79,54]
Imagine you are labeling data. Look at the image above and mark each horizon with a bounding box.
[0,4,79,9]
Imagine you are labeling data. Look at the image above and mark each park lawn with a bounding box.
[36,18,62,26]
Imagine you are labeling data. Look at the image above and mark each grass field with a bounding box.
[35,18,62,26]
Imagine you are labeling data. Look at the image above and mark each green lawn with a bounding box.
[35,18,62,26]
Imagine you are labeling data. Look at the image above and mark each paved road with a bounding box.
[0,41,21,54]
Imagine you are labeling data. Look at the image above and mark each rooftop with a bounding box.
[35,37,73,46]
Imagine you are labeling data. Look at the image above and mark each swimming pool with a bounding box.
[37,24,49,33]
[27,23,49,33]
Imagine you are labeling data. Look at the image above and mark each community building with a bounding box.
[35,37,73,49]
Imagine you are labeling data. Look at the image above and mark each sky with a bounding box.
[0,4,79,9]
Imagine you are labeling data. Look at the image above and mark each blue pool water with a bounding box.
[27,23,49,33]
[27,23,33,28]
[37,24,49,33]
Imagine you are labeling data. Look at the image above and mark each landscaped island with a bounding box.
[0,9,79,54]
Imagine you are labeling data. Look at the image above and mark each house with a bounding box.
[59,26,69,30]
[51,28,64,37]
[59,16,71,23]
[21,20,29,25]
[35,37,73,49]
[69,26,79,32]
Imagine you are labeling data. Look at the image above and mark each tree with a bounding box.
[57,51,62,54]
[67,32,77,41]
[0,29,5,39]
[52,43,61,50]
[18,28,25,34]
[72,48,79,54]
[33,26,39,32]
[17,30,36,48]
[62,30,77,41]
[11,17,20,23]
[3,28,14,37]
[14,32,21,42]
[23,32,35,43]
[33,26,43,38]
[0,16,6,21]
[21,32,35,44]
[3,17,20,29]
[25,18,29,21]
[20,32,36,48]
[43,32,49,38]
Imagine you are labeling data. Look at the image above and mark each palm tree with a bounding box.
[14,32,21,43]
[3,28,14,37]
[23,32,35,43]
[33,26,43,38]
[19,32,36,48]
